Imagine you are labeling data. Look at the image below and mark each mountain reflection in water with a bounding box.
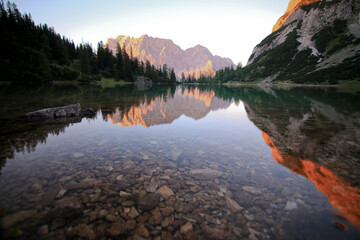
[107,88,228,128]
[263,131,360,229]
[241,87,360,231]
[0,85,359,239]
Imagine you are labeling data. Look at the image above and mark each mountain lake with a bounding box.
[0,84,359,240]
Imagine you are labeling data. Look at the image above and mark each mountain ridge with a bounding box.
[241,0,360,84]
[106,34,235,79]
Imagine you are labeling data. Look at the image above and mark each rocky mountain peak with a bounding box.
[244,0,360,83]
[106,35,234,79]
[272,0,321,32]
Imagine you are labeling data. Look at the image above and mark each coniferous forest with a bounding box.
[0,1,177,84]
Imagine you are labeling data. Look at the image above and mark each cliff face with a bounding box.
[245,0,360,83]
[106,35,234,78]
[272,0,321,32]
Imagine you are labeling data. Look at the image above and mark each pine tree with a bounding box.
[115,43,124,80]
[97,41,105,70]
[133,58,139,75]
[170,68,176,83]
[145,60,152,78]
[79,44,91,75]
[139,61,145,76]
[122,43,133,81]
[162,64,168,79]
[181,73,186,82]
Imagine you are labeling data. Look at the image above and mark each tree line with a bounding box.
[179,64,240,84]
[0,1,176,84]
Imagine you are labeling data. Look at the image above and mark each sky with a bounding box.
[10,0,289,65]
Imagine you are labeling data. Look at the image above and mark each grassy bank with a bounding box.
[97,78,133,87]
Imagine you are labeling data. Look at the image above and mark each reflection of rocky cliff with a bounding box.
[242,87,360,185]
[108,87,232,127]
[241,87,360,229]
[262,131,360,230]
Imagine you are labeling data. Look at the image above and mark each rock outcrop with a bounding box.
[134,76,152,89]
[272,0,321,32]
[17,103,96,122]
[245,0,360,83]
[106,35,235,79]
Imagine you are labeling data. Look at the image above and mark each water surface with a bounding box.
[0,85,359,239]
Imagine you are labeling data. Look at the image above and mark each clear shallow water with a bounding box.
[0,85,359,239]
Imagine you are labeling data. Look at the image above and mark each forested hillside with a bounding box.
[0,1,176,84]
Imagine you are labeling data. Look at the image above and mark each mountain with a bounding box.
[242,0,360,84]
[106,35,235,79]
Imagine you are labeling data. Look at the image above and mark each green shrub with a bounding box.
[312,19,348,54]
[50,64,80,81]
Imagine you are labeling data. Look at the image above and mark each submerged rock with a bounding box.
[180,222,193,235]
[107,222,127,237]
[1,209,37,229]
[138,193,161,210]
[56,189,67,198]
[135,223,150,238]
[242,186,263,195]
[225,197,243,213]
[72,152,84,158]
[202,226,228,240]
[190,169,223,180]
[284,201,298,211]
[147,178,158,192]
[156,185,174,198]
[37,224,49,236]
[128,207,139,219]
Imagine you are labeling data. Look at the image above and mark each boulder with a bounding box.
[17,103,96,122]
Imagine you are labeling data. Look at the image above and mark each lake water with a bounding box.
[0,84,359,239]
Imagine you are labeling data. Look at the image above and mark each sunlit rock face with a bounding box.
[245,0,360,83]
[107,87,231,128]
[106,35,234,78]
[272,0,321,32]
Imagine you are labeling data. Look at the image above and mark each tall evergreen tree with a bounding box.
[122,43,133,81]
[97,41,105,70]
[145,60,152,79]
[115,43,124,80]
[170,68,176,83]
[79,44,91,75]
[162,64,168,79]
[181,73,186,82]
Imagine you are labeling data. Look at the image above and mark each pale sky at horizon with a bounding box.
[10,0,289,65]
